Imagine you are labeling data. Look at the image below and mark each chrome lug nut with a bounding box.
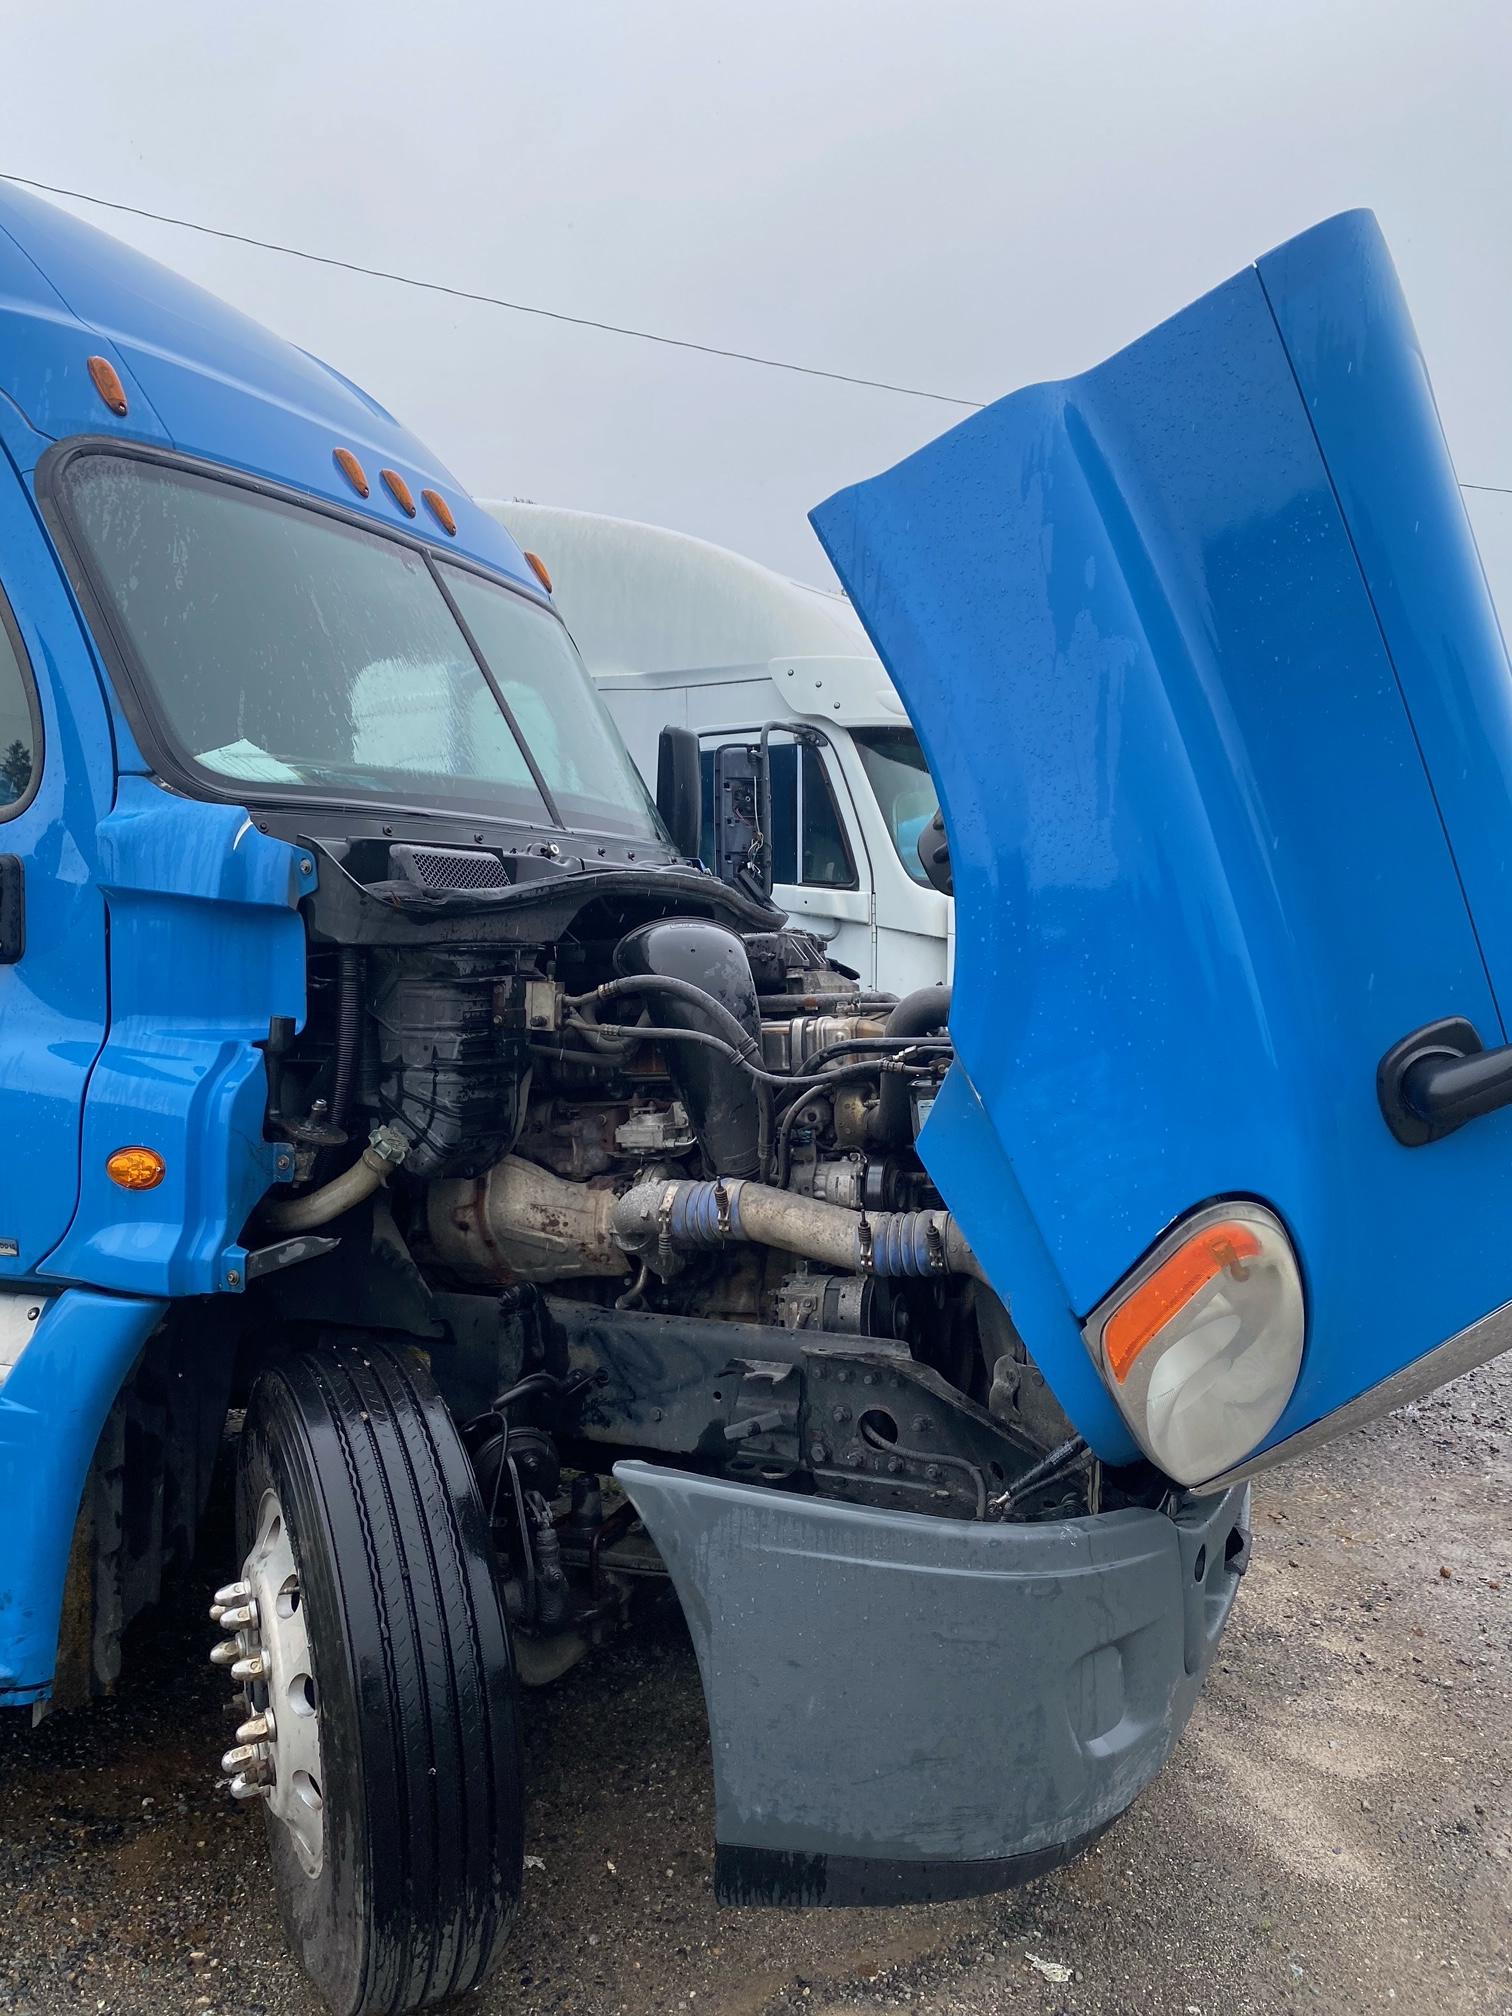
[236,1710,274,1744]
[213,1579,252,1607]
[209,1639,241,1667]
[229,1767,272,1801]
[217,1601,259,1632]
[231,1652,266,1682]
[221,1741,268,1775]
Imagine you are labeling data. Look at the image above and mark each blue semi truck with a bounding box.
[2,182,1510,2013]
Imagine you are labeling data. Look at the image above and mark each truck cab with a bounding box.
[487,503,952,993]
[1,184,1508,2016]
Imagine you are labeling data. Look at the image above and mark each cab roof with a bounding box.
[0,182,539,594]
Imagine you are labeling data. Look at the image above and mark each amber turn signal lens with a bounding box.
[380,468,417,517]
[524,550,553,593]
[1103,1221,1262,1383]
[421,488,458,536]
[106,1146,166,1192]
[333,447,370,497]
[87,355,129,417]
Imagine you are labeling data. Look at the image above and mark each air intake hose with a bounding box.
[612,919,764,1177]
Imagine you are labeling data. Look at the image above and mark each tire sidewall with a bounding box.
[237,1372,376,2016]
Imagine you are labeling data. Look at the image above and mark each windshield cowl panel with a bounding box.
[48,447,668,847]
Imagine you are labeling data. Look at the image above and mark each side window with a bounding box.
[799,743,855,889]
[0,603,39,818]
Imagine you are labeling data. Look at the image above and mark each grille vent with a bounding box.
[390,844,509,892]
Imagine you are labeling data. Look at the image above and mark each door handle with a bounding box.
[0,855,23,964]
[1378,1016,1512,1145]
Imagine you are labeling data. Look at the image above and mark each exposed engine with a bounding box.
[248,836,1138,1679]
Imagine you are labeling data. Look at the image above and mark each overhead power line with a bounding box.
[0,170,986,410]
[4,171,1509,500]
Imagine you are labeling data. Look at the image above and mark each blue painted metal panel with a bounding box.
[812,211,1512,1462]
[0,219,169,459]
[0,1290,165,1702]
[40,780,311,1298]
[0,440,114,1276]
[0,182,539,594]
[1257,215,1512,1009]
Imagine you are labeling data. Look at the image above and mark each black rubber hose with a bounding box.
[569,974,761,1066]
[329,946,363,1136]
[874,984,952,1146]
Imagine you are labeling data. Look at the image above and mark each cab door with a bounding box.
[812,209,1512,1481]
[0,450,111,1278]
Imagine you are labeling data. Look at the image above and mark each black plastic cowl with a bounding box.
[614,919,763,1177]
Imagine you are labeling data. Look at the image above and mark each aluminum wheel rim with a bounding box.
[238,1488,327,1878]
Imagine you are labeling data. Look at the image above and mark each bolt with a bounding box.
[225,1270,241,1288]
[886,1457,902,1475]
[809,1441,829,1464]
[924,1464,942,1483]
[836,1369,850,1384]
[25,1306,39,1321]
[863,1372,876,1387]
[298,856,314,876]
[830,1404,851,1425]
[845,1451,863,1469]
[912,1416,930,1435]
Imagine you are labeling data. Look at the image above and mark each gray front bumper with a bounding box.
[616,1462,1250,1904]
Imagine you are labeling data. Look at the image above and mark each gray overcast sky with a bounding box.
[6,0,1512,586]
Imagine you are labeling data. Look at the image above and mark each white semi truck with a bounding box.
[486,503,952,993]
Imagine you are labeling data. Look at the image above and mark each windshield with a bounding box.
[850,727,939,885]
[60,454,664,840]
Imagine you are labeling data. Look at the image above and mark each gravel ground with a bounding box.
[3,1360,1511,2016]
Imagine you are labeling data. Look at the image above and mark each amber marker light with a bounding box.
[87,355,129,416]
[1104,1221,1262,1384]
[381,468,417,517]
[421,489,458,536]
[333,447,370,497]
[107,1146,166,1192]
[524,551,553,593]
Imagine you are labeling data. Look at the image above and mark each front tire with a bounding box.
[232,1340,524,2015]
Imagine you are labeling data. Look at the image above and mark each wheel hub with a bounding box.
[210,1489,326,1877]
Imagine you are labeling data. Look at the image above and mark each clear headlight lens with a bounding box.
[1083,1201,1304,1486]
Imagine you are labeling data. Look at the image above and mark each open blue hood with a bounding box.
[812,210,1512,1478]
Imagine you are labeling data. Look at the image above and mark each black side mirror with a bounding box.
[712,737,773,901]
[656,726,702,862]
[917,807,953,896]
